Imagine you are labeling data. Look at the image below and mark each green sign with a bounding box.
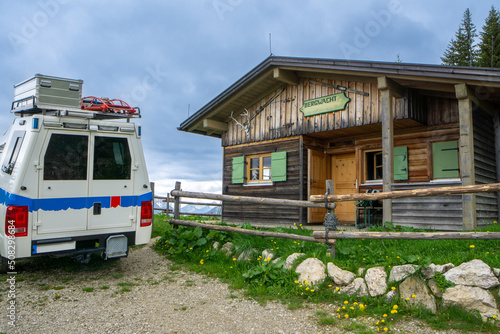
[300,92,351,117]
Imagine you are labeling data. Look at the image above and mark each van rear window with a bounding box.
[44,134,88,180]
[93,136,131,180]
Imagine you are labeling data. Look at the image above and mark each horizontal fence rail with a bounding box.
[310,183,500,203]
[170,189,335,209]
[313,231,500,241]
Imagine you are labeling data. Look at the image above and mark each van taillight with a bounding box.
[5,205,29,237]
[140,201,152,227]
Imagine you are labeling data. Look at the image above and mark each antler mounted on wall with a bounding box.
[229,110,250,136]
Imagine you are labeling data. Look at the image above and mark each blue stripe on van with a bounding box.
[0,188,152,212]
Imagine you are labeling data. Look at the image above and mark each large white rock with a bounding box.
[327,263,356,286]
[443,285,500,322]
[339,277,369,297]
[421,263,455,279]
[284,253,305,270]
[365,266,387,297]
[295,258,326,286]
[262,249,275,261]
[388,264,417,283]
[400,276,437,314]
[444,259,499,289]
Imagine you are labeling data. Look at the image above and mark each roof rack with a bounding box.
[12,96,141,121]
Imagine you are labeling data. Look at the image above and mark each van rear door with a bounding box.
[36,132,89,235]
[87,134,134,230]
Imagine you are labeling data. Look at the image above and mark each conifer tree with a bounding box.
[478,6,500,68]
[441,8,479,66]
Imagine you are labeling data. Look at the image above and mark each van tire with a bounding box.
[0,256,8,274]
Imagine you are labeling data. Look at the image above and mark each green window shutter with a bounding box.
[433,141,459,179]
[393,146,408,181]
[271,151,287,182]
[232,156,245,184]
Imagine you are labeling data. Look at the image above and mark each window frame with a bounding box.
[246,153,272,184]
[364,149,383,182]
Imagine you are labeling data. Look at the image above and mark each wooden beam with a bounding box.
[455,84,477,230]
[169,219,322,243]
[378,77,395,224]
[273,68,300,85]
[377,76,404,98]
[171,189,336,209]
[313,231,500,240]
[203,119,228,132]
[310,182,500,202]
[455,83,495,116]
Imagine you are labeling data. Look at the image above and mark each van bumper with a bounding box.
[31,231,136,258]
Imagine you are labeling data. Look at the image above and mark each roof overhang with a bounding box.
[179,56,500,138]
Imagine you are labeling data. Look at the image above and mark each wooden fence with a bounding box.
[165,181,500,247]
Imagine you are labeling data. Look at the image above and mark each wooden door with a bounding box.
[307,149,327,223]
[332,153,357,222]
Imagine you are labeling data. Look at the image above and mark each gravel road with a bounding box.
[0,240,469,334]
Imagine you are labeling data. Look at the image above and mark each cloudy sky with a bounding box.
[0,1,494,196]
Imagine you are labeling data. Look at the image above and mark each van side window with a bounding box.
[44,134,88,180]
[2,131,25,175]
[93,136,131,180]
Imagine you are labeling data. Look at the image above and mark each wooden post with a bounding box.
[378,77,402,226]
[456,83,477,230]
[494,110,500,222]
[174,181,181,220]
[325,180,336,257]
[166,193,170,217]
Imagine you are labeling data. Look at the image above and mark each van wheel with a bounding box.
[0,256,9,274]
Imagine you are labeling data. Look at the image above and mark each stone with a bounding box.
[327,263,356,286]
[272,257,282,265]
[220,242,233,255]
[388,264,417,283]
[384,289,397,302]
[421,263,455,279]
[444,259,499,289]
[365,266,387,297]
[427,279,443,298]
[212,241,220,250]
[284,253,305,270]
[262,249,275,261]
[237,249,256,261]
[357,267,365,277]
[295,258,326,286]
[400,276,437,314]
[493,268,500,278]
[443,285,499,322]
[339,278,369,297]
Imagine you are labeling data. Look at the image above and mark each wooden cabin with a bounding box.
[179,56,500,231]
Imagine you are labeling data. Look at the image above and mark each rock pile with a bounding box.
[288,254,500,321]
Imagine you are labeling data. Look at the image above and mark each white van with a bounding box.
[0,75,153,272]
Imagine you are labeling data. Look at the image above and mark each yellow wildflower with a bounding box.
[345,314,349,318]
[470,245,475,248]
[344,300,349,304]
[384,328,388,332]
[383,314,387,318]
[200,259,204,265]
[412,294,417,298]
[391,286,396,290]
[393,305,398,310]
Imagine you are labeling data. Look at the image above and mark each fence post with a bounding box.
[166,193,170,218]
[325,180,337,258]
[174,181,181,220]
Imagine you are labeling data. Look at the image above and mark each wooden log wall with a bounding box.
[473,109,498,226]
[222,137,303,225]
[223,78,428,147]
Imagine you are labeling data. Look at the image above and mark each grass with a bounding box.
[153,215,500,333]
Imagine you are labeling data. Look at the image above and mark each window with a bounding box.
[231,151,287,184]
[2,131,25,175]
[432,141,459,179]
[247,154,272,183]
[364,146,408,182]
[93,136,131,180]
[44,134,88,180]
[366,151,383,181]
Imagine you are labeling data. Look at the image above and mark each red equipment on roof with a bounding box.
[81,96,138,114]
